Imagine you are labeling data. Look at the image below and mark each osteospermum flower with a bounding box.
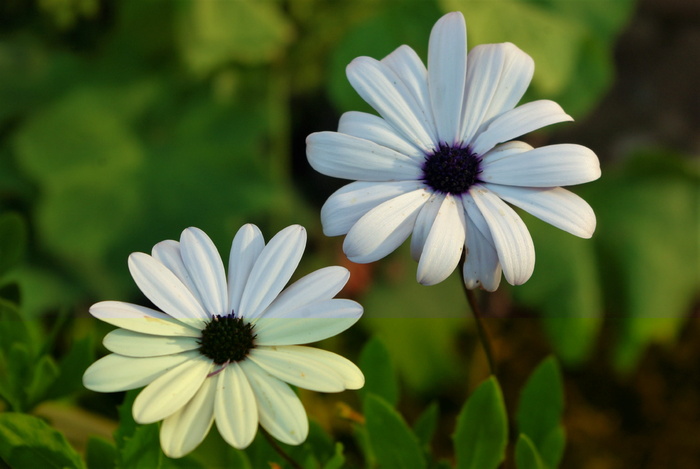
[307,12,601,291]
[83,224,364,458]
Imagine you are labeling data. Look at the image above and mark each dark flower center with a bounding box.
[198,313,256,365]
[422,144,482,194]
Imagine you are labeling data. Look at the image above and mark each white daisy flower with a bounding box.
[83,224,364,458]
[307,12,601,291]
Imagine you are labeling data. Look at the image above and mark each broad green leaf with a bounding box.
[117,423,165,469]
[513,214,603,366]
[413,401,439,448]
[358,336,399,406]
[516,357,565,468]
[515,434,546,469]
[86,436,117,469]
[0,412,85,469]
[176,0,293,75]
[322,443,345,469]
[0,213,27,277]
[26,354,60,410]
[454,376,508,469]
[364,393,426,469]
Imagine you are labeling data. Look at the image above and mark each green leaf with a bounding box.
[358,336,399,406]
[44,335,95,401]
[413,401,439,448]
[0,412,85,469]
[0,213,27,277]
[515,434,546,469]
[364,393,426,469]
[176,0,293,74]
[322,443,345,469]
[86,436,117,469]
[454,376,508,469]
[516,357,565,468]
[117,423,165,469]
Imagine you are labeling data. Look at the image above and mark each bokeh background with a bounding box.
[0,0,698,468]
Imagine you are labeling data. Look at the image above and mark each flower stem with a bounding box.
[262,429,302,469]
[458,263,497,376]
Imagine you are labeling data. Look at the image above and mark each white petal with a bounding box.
[261,266,350,319]
[160,374,216,458]
[306,131,423,182]
[254,299,363,346]
[132,355,211,424]
[347,56,436,152]
[338,111,425,160]
[82,351,196,392]
[381,45,436,139]
[428,12,467,145]
[89,301,201,337]
[343,188,429,263]
[459,44,506,145]
[479,144,601,187]
[128,252,208,328]
[240,360,309,446]
[103,329,200,357]
[321,180,424,237]
[476,43,534,129]
[215,363,258,449]
[238,225,306,320]
[228,224,265,315]
[461,204,502,292]
[470,185,535,285]
[484,184,596,238]
[417,194,466,285]
[151,240,203,306]
[248,345,364,392]
[472,100,573,156]
[410,192,443,261]
[481,140,534,165]
[180,228,228,317]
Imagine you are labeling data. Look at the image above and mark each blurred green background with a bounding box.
[0,0,698,468]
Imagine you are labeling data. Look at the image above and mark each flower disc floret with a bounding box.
[423,144,481,194]
[198,314,256,364]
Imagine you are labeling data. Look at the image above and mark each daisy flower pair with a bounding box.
[83,11,599,458]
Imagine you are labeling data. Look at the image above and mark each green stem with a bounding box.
[262,429,303,469]
[459,262,497,376]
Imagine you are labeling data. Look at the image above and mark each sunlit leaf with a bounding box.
[454,376,508,469]
[176,0,293,75]
[516,356,566,468]
[0,412,85,469]
[515,434,546,469]
[364,393,426,469]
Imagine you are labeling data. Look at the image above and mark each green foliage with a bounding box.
[454,376,508,469]
[86,436,117,469]
[0,213,27,278]
[515,434,546,469]
[364,393,426,469]
[0,412,85,469]
[358,336,399,406]
[516,357,566,468]
[413,401,439,449]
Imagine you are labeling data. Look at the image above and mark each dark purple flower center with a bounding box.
[198,313,256,365]
[422,144,482,194]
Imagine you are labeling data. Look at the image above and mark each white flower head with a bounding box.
[83,224,364,458]
[307,12,601,291]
